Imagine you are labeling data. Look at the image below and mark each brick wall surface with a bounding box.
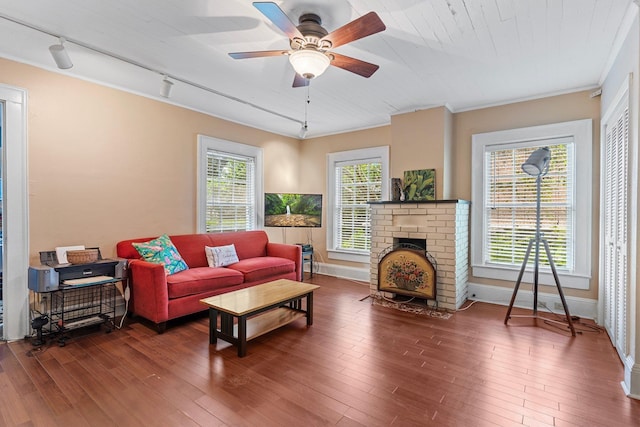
[370,201,470,310]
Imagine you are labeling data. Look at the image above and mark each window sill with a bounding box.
[472,265,590,290]
[327,249,370,264]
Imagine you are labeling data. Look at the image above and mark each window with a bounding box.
[327,146,389,263]
[471,120,592,289]
[197,135,263,233]
[484,141,574,267]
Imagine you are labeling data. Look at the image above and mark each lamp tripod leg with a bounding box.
[541,239,576,336]
[505,238,535,324]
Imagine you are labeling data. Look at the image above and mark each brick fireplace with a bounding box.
[369,200,470,310]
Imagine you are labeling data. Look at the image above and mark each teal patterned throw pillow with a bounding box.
[132,234,188,275]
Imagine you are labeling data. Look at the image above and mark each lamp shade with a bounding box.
[289,49,330,79]
[49,42,73,69]
[521,147,551,176]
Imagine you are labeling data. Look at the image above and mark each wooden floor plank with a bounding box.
[1,274,639,426]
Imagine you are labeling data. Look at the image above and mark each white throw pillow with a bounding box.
[205,244,239,267]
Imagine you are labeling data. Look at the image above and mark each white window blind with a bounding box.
[205,150,256,232]
[483,139,575,270]
[334,160,382,252]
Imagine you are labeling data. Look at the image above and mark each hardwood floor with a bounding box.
[1,274,638,426]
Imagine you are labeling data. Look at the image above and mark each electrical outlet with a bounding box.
[554,302,563,310]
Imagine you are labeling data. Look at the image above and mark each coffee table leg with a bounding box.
[306,292,314,326]
[238,316,247,357]
[209,308,218,344]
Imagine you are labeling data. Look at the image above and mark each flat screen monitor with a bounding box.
[264,193,322,227]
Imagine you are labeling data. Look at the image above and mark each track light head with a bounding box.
[49,37,73,69]
[299,123,308,139]
[160,75,173,98]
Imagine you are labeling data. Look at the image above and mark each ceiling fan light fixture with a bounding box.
[289,49,330,79]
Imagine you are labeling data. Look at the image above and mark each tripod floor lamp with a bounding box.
[504,146,576,336]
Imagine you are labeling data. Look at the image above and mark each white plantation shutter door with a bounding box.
[602,100,629,358]
[484,140,575,270]
[205,150,256,232]
[334,159,382,251]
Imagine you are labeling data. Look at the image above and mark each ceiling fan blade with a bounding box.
[330,53,380,78]
[229,50,288,59]
[292,73,310,88]
[253,2,303,39]
[320,12,386,49]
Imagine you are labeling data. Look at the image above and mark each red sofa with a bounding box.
[116,230,302,332]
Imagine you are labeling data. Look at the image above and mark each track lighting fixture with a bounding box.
[49,37,73,69]
[1,13,304,135]
[160,75,173,98]
[299,123,308,138]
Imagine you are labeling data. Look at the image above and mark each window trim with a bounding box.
[471,119,592,289]
[1,86,30,340]
[326,146,389,263]
[197,135,263,233]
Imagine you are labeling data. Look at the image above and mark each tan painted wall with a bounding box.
[0,58,300,263]
[452,91,601,299]
[390,107,449,199]
[303,106,454,267]
[296,126,392,261]
[2,57,601,302]
[442,107,453,199]
[304,91,600,300]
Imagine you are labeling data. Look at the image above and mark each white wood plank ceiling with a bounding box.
[0,0,633,138]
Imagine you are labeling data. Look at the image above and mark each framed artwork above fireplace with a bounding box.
[403,169,436,201]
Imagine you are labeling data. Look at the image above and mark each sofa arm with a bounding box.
[267,242,303,281]
[128,259,170,323]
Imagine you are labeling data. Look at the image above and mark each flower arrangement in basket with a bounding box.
[385,254,426,291]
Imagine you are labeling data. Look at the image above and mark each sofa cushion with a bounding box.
[205,244,239,267]
[228,256,295,283]
[207,230,269,260]
[132,234,188,275]
[169,234,215,268]
[166,267,244,299]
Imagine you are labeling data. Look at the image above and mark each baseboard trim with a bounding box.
[467,282,598,320]
[621,355,640,400]
[314,262,369,283]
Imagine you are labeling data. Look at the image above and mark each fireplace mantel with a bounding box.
[369,199,470,205]
[369,200,470,310]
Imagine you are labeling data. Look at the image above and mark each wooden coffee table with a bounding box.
[200,279,320,357]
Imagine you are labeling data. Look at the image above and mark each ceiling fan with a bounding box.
[229,2,386,87]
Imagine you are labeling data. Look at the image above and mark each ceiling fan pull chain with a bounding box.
[300,84,310,138]
[306,83,312,127]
